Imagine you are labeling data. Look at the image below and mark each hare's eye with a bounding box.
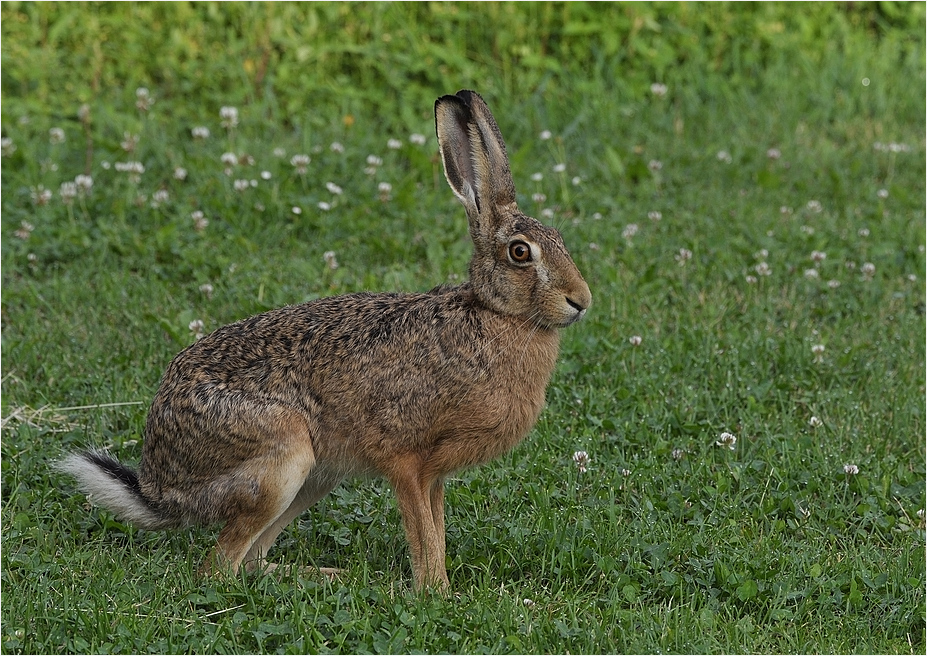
[508,241,532,263]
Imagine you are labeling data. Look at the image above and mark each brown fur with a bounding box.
[58,90,591,591]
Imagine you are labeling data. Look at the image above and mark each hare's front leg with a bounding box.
[390,467,449,591]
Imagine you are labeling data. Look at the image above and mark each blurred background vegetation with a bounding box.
[3,1,924,130]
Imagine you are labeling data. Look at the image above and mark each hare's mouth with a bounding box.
[546,302,586,328]
[562,307,587,327]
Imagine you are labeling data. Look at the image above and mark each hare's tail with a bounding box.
[57,450,175,529]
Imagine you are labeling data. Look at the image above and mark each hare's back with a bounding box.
[152,288,487,411]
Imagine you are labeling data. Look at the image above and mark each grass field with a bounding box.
[2,2,925,653]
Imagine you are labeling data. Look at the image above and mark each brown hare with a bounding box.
[59,90,591,591]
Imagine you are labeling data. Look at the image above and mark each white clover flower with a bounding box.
[191,210,208,232]
[366,154,382,167]
[806,200,823,213]
[804,269,819,279]
[233,179,249,191]
[629,335,642,347]
[291,206,302,215]
[387,138,402,150]
[220,106,239,129]
[409,133,426,145]
[620,468,631,477]
[1,137,16,156]
[766,147,781,159]
[191,126,210,140]
[199,283,214,299]
[73,174,93,192]
[15,221,34,240]
[671,448,685,461]
[541,208,554,220]
[272,147,286,158]
[31,185,51,205]
[378,181,392,196]
[114,161,144,174]
[318,201,331,211]
[861,262,875,280]
[189,319,206,340]
[858,227,870,238]
[809,416,823,428]
[745,275,758,284]
[522,598,536,608]
[323,250,338,270]
[572,450,590,473]
[115,161,145,182]
[715,432,737,450]
[120,132,139,153]
[810,250,827,263]
[812,343,825,363]
[260,170,271,180]
[675,248,693,266]
[755,261,772,276]
[329,142,345,153]
[220,152,237,168]
[59,181,78,204]
[648,210,662,221]
[827,279,840,289]
[588,243,600,251]
[650,82,668,97]
[572,176,582,186]
[290,154,310,174]
[531,192,547,204]
[843,464,859,475]
[876,188,888,199]
[716,150,732,163]
[553,163,566,173]
[592,212,603,220]
[648,159,663,171]
[135,87,153,111]
[151,189,169,206]
[173,167,187,181]
[49,127,66,144]
[622,224,639,240]
[539,130,552,140]
[326,182,343,195]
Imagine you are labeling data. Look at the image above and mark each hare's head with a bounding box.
[435,90,591,329]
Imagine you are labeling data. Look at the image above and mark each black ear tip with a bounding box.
[454,89,483,107]
[435,94,472,125]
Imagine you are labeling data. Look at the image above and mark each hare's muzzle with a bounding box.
[561,279,591,326]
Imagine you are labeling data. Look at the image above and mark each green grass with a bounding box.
[2,2,925,654]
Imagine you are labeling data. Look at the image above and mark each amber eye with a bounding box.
[508,241,532,263]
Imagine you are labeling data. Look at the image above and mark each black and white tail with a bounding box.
[57,451,173,529]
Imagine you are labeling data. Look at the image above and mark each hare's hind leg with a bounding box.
[241,471,342,570]
[202,407,317,575]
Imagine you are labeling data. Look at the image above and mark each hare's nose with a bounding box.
[566,297,586,312]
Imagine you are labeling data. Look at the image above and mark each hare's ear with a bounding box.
[435,90,517,226]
